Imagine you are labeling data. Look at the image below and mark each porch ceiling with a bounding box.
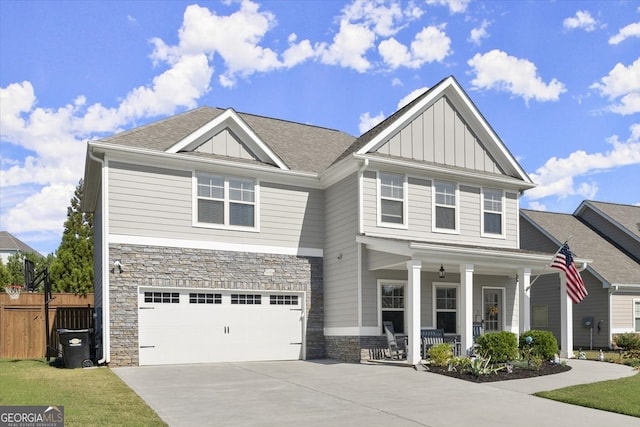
[358,234,568,276]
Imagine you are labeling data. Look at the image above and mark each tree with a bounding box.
[0,259,10,290]
[49,179,94,295]
[1,251,49,291]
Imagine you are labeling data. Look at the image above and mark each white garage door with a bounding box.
[138,288,304,366]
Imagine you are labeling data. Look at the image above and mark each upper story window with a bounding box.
[378,172,406,227]
[482,188,503,236]
[195,173,256,229]
[433,180,457,232]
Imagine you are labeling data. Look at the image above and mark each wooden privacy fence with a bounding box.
[0,292,94,359]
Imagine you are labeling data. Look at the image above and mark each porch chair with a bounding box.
[383,321,406,360]
[471,322,484,356]
[421,328,445,358]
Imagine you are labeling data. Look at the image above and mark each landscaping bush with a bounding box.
[476,331,518,362]
[519,330,559,360]
[613,333,640,350]
[427,343,454,367]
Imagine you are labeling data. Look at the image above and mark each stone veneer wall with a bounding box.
[108,244,324,366]
[325,335,389,363]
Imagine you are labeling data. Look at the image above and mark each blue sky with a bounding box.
[1,0,639,256]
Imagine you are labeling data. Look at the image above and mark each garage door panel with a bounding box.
[138,289,303,365]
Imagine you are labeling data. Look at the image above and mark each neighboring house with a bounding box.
[0,231,40,264]
[520,202,640,351]
[83,76,565,367]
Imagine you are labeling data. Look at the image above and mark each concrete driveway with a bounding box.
[114,359,638,427]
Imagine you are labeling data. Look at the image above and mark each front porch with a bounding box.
[328,236,576,364]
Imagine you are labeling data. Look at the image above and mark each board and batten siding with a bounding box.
[107,161,324,251]
[361,170,518,248]
[323,174,359,329]
[195,128,259,161]
[375,97,502,174]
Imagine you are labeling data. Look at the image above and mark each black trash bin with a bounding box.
[58,329,93,368]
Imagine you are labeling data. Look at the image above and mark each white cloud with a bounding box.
[359,111,385,134]
[318,20,376,72]
[525,124,640,201]
[341,0,407,37]
[609,22,640,45]
[590,58,640,115]
[526,201,547,211]
[467,49,567,103]
[426,0,470,14]
[391,77,403,87]
[469,20,490,45]
[397,87,429,109]
[563,10,597,32]
[379,25,451,69]
[0,183,75,236]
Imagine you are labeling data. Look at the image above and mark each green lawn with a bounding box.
[536,371,640,418]
[0,359,166,426]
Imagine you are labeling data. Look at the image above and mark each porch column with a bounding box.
[559,273,574,358]
[406,259,422,365]
[459,264,474,355]
[519,268,531,333]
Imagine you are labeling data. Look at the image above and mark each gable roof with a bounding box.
[575,200,640,239]
[0,231,40,256]
[99,107,356,174]
[333,76,533,186]
[521,209,640,285]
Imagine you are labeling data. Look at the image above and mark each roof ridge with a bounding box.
[233,109,352,136]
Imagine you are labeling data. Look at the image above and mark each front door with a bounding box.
[483,288,503,332]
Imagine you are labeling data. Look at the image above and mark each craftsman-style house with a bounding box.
[83,76,566,366]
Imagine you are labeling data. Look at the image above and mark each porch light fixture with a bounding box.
[438,264,445,279]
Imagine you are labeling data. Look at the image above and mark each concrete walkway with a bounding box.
[114,359,638,427]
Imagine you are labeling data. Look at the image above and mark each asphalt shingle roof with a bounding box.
[99,107,356,174]
[521,209,640,285]
[585,200,640,238]
[0,231,40,255]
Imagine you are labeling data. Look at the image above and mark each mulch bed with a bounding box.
[427,361,572,383]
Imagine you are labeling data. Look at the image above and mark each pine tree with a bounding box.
[0,259,11,291]
[49,179,94,295]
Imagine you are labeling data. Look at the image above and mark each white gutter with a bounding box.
[88,148,109,365]
[352,153,535,191]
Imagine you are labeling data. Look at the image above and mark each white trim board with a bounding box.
[109,234,323,257]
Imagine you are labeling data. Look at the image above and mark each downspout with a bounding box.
[88,148,109,365]
[357,158,369,330]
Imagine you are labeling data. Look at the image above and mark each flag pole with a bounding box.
[526,235,572,291]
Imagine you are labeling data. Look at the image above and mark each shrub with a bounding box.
[613,333,640,350]
[466,355,504,376]
[476,331,518,362]
[427,343,453,367]
[519,330,559,360]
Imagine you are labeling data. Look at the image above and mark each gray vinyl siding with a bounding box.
[93,191,104,360]
[612,294,639,331]
[376,97,502,174]
[578,207,640,261]
[529,275,560,338]
[362,170,518,248]
[531,271,611,349]
[324,174,359,328]
[107,161,324,250]
[571,273,610,349]
[519,219,558,253]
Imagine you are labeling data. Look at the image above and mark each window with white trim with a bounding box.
[434,180,457,231]
[435,287,457,333]
[635,300,640,332]
[381,283,405,334]
[378,172,406,226]
[196,173,256,228]
[482,188,503,235]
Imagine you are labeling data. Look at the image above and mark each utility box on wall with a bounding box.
[582,317,594,328]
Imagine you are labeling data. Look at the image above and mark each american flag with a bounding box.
[551,243,588,304]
